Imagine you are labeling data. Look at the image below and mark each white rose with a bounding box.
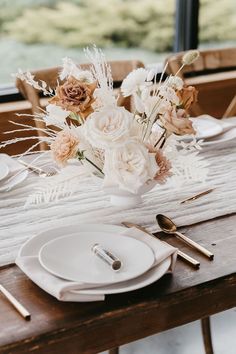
[44,104,69,127]
[83,106,134,149]
[103,141,158,194]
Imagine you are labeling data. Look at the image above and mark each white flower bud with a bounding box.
[182,50,200,65]
[167,76,184,90]
[146,69,155,82]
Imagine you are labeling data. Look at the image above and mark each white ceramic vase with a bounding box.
[104,180,156,208]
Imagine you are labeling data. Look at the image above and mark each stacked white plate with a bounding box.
[0,154,28,192]
[185,115,236,146]
[18,224,172,297]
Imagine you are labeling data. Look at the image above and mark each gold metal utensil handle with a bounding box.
[122,221,201,269]
[0,284,31,320]
[177,250,200,269]
[18,159,46,176]
[175,231,214,260]
[180,188,214,204]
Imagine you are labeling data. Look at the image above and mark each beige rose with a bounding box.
[50,77,97,118]
[177,85,198,110]
[160,108,195,136]
[51,129,79,166]
[83,106,134,149]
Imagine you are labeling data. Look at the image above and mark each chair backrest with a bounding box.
[167,47,236,79]
[223,94,236,118]
[166,47,236,117]
[16,60,144,115]
[15,60,144,150]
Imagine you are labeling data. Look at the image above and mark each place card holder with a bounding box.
[92,244,122,271]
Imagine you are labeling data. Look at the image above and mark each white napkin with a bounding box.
[16,228,177,302]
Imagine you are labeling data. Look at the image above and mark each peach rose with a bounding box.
[50,77,97,118]
[160,108,195,136]
[51,129,79,166]
[177,85,198,110]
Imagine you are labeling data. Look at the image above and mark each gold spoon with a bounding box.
[156,214,214,260]
[122,221,200,269]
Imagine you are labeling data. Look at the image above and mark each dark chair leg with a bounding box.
[109,319,213,354]
[108,348,119,354]
[201,317,214,354]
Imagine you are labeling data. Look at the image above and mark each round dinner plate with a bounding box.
[39,231,155,284]
[201,127,236,146]
[75,257,171,295]
[191,116,223,139]
[180,116,223,141]
[0,161,9,181]
[18,224,171,295]
[19,224,125,257]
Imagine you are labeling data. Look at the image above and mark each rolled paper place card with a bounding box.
[92,243,122,271]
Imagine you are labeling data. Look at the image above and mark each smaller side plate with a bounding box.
[39,231,155,285]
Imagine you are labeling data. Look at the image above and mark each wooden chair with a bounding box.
[166,47,236,118]
[15,60,144,150]
[223,94,236,118]
[0,100,40,156]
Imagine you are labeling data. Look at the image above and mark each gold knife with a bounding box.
[122,221,200,269]
[180,188,214,204]
[0,284,31,320]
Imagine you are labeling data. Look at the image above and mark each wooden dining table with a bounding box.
[0,212,236,354]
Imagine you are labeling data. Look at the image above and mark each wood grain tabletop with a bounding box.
[0,214,236,354]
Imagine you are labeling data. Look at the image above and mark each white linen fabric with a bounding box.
[1,118,236,266]
[15,227,177,302]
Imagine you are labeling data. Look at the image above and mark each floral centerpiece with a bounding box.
[2,47,201,207]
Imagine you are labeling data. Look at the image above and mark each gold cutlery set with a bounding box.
[123,213,214,270]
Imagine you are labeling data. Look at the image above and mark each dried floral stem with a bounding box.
[154,129,166,148]
[159,135,166,149]
[158,61,168,86]
[84,157,104,176]
[175,63,185,77]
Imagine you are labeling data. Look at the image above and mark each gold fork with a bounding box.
[18,159,57,177]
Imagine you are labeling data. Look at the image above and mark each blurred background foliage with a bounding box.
[0,0,235,84]
[0,0,235,52]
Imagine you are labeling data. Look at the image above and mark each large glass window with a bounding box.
[199,0,236,50]
[0,0,175,87]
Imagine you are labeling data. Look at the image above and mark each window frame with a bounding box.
[0,0,199,103]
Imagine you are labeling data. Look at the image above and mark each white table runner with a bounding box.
[1,138,236,266]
